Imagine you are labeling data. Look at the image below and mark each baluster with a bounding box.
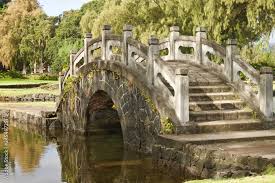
[59,72,64,95]
[101,25,111,60]
[195,27,207,65]
[225,39,237,82]
[122,25,133,66]
[169,26,180,60]
[148,36,159,86]
[84,33,92,65]
[70,50,77,76]
[259,67,273,119]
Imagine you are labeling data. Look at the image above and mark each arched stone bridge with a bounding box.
[57,25,274,152]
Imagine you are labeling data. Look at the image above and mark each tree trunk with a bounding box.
[22,62,26,75]
[34,62,37,74]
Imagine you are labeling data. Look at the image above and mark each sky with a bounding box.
[38,0,275,45]
[38,0,88,16]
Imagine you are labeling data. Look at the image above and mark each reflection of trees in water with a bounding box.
[57,133,123,183]
[57,133,182,183]
[7,127,46,173]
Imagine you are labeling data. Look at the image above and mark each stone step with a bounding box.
[189,92,239,102]
[189,85,232,93]
[161,130,275,145]
[190,109,253,122]
[189,81,224,86]
[196,119,263,133]
[189,100,245,111]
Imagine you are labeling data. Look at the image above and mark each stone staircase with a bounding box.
[189,82,255,131]
[165,80,275,144]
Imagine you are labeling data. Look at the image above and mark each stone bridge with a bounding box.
[57,25,274,153]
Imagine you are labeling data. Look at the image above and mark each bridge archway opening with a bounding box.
[86,90,122,135]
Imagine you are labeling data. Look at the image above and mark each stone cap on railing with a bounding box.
[175,68,188,76]
[195,27,207,33]
[170,26,180,32]
[123,24,133,31]
[102,24,111,31]
[260,67,273,74]
[148,36,159,45]
[226,39,237,45]
[85,33,92,38]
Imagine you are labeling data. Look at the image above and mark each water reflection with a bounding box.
[0,127,183,183]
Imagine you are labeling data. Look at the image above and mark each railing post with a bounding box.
[169,26,180,60]
[58,72,64,95]
[70,50,77,76]
[148,36,159,86]
[84,33,92,64]
[175,69,189,124]
[225,39,237,82]
[195,27,207,65]
[101,25,112,60]
[259,67,273,119]
[122,25,133,65]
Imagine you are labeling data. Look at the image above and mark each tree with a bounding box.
[47,10,83,73]
[0,0,42,69]
[80,0,275,45]
[19,15,55,73]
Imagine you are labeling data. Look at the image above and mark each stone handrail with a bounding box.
[233,56,260,84]
[59,24,273,125]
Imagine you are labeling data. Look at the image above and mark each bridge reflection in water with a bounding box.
[0,127,184,183]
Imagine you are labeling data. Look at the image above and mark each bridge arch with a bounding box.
[86,90,121,134]
[58,61,162,152]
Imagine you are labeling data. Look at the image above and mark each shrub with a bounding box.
[37,74,58,81]
[28,74,58,81]
[0,70,25,79]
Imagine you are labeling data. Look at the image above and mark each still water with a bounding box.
[0,127,184,183]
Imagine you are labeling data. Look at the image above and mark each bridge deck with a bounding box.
[163,61,224,85]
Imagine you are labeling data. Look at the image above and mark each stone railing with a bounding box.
[60,24,274,124]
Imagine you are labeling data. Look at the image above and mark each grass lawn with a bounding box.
[0,78,58,86]
[0,88,59,96]
[186,175,275,183]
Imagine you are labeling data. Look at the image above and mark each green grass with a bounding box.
[186,175,275,183]
[187,166,275,183]
[0,78,58,86]
[0,88,59,96]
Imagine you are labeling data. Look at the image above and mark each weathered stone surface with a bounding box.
[152,141,275,179]
[0,93,59,102]
[58,61,161,153]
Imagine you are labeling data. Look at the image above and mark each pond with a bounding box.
[0,127,185,183]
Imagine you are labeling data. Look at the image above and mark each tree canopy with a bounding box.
[0,0,274,73]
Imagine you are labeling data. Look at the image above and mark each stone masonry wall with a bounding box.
[0,93,58,102]
[152,140,275,179]
[58,61,161,153]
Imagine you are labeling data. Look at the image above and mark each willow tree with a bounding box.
[81,0,275,45]
[19,15,55,73]
[0,0,42,69]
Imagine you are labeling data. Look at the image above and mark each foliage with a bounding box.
[161,117,174,134]
[240,38,275,70]
[0,71,25,79]
[29,74,58,81]
[81,0,275,45]
[47,10,83,73]
[0,0,274,73]
[264,164,275,175]
[0,0,43,68]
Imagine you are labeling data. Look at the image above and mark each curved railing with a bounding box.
[59,25,274,124]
